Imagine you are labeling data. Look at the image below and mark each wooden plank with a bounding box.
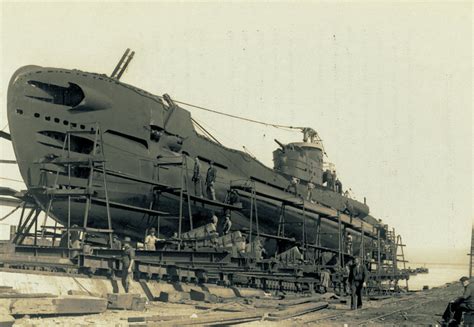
[150,311,265,327]
[0,287,14,294]
[128,315,189,323]
[0,293,56,299]
[91,197,168,215]
[9,296,107,315]
[267,301,328,320]
[278,295,325,307]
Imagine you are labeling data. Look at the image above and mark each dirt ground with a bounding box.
[12,282,459,326]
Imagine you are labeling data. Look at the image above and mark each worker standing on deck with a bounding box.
[441,276,474,326]
[192,157,203,197]
[349,257,368,310]
[144,228,158,251]
[111,235,122,250]
[121,237,135,293]
[306,179,315,202]
[222,212,232,235]
[324,169,335,191]
[211,212,219,228]
[286,177,299,196]
[335,178,343,194]
[206,161,217,201]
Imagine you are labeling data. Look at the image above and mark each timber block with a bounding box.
[9,296,107,315]
[158,291,190,303]
[0,314,14,327]
[266,301,328,321]
[107,293,145,310]
[190,289,220,303]
[201,284,237,299]
[131,297,147,311]
[231,287,266,298]
[0,287,14,294]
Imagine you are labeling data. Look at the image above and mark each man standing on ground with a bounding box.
[442,276,474,326]
[349,257,368,310]
[121,237,135,293]
[206,161,217,200]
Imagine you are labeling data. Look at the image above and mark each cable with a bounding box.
[170,98,306,131]
[191,118,222,145]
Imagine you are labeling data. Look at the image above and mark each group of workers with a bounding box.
[285,170,345,202]
[192,158,217,201]
[209,211,233,236]
[323,169,343,193]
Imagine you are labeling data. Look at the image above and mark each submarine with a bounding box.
[6,54,386,256]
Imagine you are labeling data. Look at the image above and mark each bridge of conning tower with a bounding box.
[273,127,325,184]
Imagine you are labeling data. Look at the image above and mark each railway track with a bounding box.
[301,284,459,326]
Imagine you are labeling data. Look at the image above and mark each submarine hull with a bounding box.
[7,65,370,253]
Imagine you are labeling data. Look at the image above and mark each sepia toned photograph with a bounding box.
[0,1,472,326]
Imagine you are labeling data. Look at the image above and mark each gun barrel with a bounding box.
[274,139,286,150]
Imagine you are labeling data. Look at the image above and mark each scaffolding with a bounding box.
[362,223,409,294]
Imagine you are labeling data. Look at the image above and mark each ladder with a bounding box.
[178,155,193,238]
[277,203,286,238]
[248,182,260,252]
[153,154,194,241]
[396,234,409,291]
[40,124,114,249]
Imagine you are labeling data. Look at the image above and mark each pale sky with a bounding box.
[0,2,472,259]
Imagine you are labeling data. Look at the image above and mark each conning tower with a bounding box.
[273,128,324,184]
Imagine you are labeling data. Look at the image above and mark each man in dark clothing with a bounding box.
[206,161,217,200]
[192,157,203,197]
[121,237,135,293]
[349,257,368,310]
[323,169,335,191]
[442,276,474,326]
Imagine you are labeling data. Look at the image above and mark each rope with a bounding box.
[191,118,222,145]
[171,99,305,131]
